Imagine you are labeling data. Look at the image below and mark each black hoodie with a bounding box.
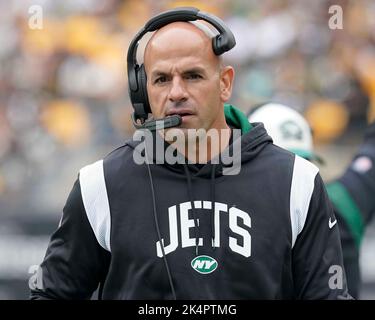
[31,105,351,299]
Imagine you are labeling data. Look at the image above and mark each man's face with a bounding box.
[144,22,234,134]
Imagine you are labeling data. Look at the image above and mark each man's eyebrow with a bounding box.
[150,70,172,81]
[151,70,168,77]
[150,67,207,77]
[182,67,206,75]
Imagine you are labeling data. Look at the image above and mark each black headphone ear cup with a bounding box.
[138,64,151,114]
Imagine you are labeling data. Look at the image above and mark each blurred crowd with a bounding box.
[0,0,375,216]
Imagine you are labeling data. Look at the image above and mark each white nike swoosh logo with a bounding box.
[329,217,337,229]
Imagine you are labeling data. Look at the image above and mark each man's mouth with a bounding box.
[166,109,195,119]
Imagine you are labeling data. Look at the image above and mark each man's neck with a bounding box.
[162,123,232,164]
[183,124,232,164]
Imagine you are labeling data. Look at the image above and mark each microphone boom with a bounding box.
[132,114,182,131]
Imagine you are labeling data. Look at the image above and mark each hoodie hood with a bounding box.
[126,104,273,178]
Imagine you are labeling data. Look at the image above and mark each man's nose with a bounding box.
[168,77,188,102]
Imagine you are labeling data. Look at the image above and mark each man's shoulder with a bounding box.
[255,143,320,180]
[268,143,318,168]
[78,140,135,175]
[294,154,319,175]
[259,142,296,165]
[104,140,135,162]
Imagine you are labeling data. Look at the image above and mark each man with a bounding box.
[31,8,351,299]
[248,102,375,298]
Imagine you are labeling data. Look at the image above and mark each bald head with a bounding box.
[142,20,235,134]
[144,22,221,72]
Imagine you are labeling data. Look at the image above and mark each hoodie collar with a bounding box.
[224,103,253,134]
[126,105,272,178]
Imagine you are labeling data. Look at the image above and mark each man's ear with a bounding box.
[219,66,235,102]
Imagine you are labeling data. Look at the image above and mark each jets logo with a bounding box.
[280,120,303,140]
[191,255,218,274]
[156,201,252,258]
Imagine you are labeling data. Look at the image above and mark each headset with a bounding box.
[127,7,236,130]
